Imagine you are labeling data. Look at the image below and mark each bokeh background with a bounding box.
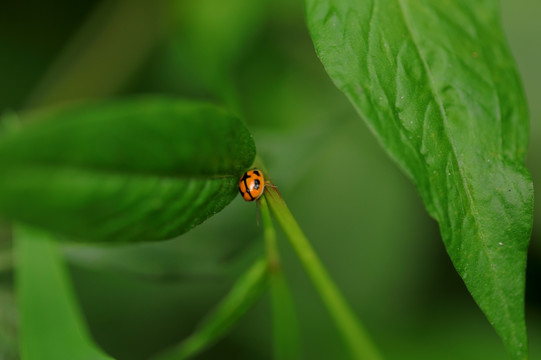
[0,0,539,359]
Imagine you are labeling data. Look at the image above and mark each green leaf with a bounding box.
[15,226,113,360]
[151,257,268,360]
[0,98,255,242]
[306,0,533,358]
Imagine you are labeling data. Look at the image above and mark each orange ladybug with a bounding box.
[239,169,265,201]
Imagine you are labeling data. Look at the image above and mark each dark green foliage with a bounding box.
[0,1,538,359]
[0,98,255,242]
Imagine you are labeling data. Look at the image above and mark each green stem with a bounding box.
[264,186,382,360]
[259,196,302,360]
[151,258,268,360]
[259,196,280,273]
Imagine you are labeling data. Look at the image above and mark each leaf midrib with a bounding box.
[394,0,511,324]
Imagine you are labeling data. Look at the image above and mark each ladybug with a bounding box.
[239,169,265,201]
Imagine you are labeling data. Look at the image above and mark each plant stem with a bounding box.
[259,196,302,360]
[259,196,280,273]
[151,257,268,360]
[264,186,383,360]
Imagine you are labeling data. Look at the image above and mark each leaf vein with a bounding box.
[394,0,510,321]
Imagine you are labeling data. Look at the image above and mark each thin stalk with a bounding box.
[259,196,280,273]
[151,257,268,360]
[264,186,382,360]
[259,196,302,360]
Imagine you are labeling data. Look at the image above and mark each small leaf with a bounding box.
[15,226,113,360]
[0,98,255,242]
[306,0,533,358]
[151,257,268,360]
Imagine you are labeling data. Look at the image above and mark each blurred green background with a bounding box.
[0,0,539,359]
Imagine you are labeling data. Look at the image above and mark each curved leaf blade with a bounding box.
[306,0,533,358]
[0,98,255,242]
[15,226,113,360]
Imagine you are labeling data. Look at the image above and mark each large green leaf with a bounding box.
[0,98,255,242]
[15,226,113,360]
[306,0,533,358]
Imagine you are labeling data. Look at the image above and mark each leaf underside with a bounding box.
[306,0,533,358]
[0,98,256,242]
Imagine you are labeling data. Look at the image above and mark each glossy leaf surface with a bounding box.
[306,0,533,358]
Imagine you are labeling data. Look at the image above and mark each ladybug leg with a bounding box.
[263,181,283,199]
[265,181,278,189]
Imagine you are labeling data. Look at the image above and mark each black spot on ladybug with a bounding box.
[241,172,251,182]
